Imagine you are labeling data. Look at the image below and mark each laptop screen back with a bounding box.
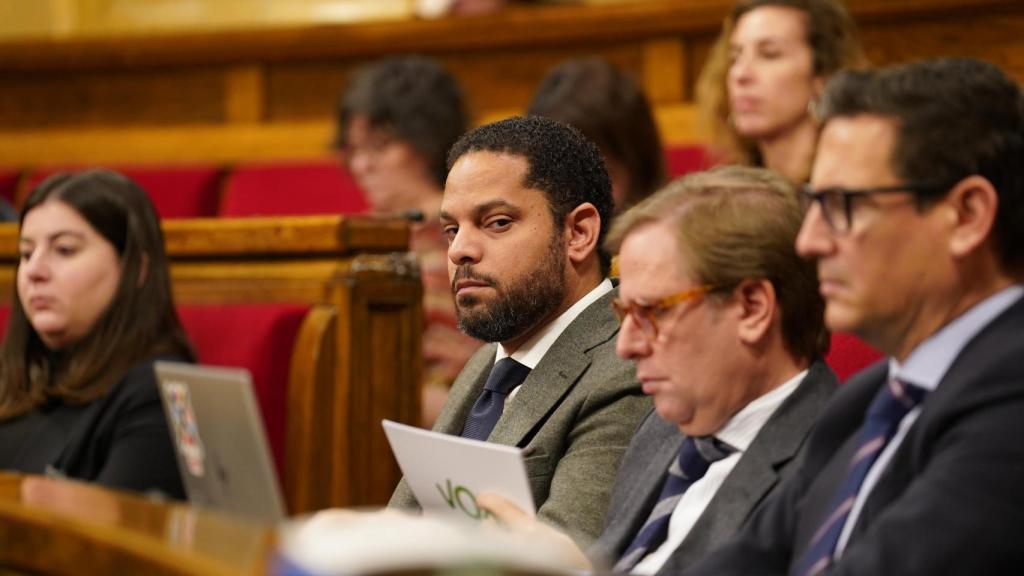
[155,361,286,523]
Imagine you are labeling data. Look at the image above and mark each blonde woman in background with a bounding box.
[697,0,865,182]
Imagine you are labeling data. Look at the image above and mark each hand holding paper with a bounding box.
[477,491,593,570]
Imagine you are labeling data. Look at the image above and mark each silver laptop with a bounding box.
[155,361,286,523]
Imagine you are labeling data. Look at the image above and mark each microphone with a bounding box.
[398,209,425,222]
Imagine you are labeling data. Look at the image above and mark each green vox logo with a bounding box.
[436,478,493,520]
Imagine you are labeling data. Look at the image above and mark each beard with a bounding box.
[452,233,567,344]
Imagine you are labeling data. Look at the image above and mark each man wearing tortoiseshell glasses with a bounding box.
[481,165,838,574]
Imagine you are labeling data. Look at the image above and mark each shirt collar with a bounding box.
[714,368,807,453]
[494,278,614,369]
[892,284,1024,390]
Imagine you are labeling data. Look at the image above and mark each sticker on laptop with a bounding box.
[164,379,207,477]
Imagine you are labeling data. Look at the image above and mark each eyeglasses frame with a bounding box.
[801,182,952,233]
[612,284,717,341]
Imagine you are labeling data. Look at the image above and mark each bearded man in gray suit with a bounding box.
[389,116,650,546]
[481,166,837,573]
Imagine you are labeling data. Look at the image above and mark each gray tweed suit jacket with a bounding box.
[588,359,837,573]
[389,288,652,546]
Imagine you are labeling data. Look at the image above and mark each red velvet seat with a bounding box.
[665,145,716,178]
[0,169,19,206]
[825,332,884,382]
[0,302,309,489]
[177,304,309,482]
[219,160,369,217]
[24,165,223,219]
[0,306,9,339]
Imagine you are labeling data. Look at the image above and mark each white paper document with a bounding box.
[382,419,536,521]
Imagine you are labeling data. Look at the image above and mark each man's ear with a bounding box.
[564,202,601,265]
[944,175,999,259]
[734,278,775,346]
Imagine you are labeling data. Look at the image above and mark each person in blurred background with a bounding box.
[0,169,195,498]
[335,55,482,426]
[696,0,864,182]
[528,57,667,211]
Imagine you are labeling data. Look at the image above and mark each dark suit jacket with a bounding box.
[389,289,652,546]
[0,355,186,499]
[590,360,837,573]
[689,296,1024,575]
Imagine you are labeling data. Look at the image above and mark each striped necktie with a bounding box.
[794,377,928,576]
[460,357,531,441]
[613,435,735,573]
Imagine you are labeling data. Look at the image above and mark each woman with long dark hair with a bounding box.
[0,169,195,498]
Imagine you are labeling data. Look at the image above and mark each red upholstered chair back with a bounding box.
[0,305,9,340]
[219,160,369,217]
[0,303,308,486]
[23,165,223,219]
[665,145,716,178]
[0,169,19,205]
[177,304,309,482]
[825,332,884,382]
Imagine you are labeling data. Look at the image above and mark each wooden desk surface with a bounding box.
[0,473,275,575]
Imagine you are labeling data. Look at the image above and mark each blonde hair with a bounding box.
[606,165,828,360]
[696,0,866,169]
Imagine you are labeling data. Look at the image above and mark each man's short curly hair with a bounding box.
[448,116,615,275]
[336,55,468,186]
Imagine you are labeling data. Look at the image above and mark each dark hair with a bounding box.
[448,116,615,276]
[697,0,865,167]
[336,55,468,186]
[528,57,666,209]
[0,169,195,419]
[606,166,828,360]
[819,58,1024,272]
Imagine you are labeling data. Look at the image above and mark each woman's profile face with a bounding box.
[727,5,822,141]
[17,200,123,349]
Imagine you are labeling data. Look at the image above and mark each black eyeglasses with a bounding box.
[801,182,951,233]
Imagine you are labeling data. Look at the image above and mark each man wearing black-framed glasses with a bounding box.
[691,58,1024,576]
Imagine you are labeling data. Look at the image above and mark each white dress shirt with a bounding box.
[834,284,1024,557]
[493,278,614,401]
[631,369,808,574]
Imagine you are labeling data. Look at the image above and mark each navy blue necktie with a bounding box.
[460,358,531,441]
[613,436,735,572]
[794,377,928,576]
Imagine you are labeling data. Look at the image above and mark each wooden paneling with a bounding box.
[858,11,1024,81]
[0,0,1021,165]
[0,67,225,129]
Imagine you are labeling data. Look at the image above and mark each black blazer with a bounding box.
[688,296,1024,575]
[590,360,837,573]
[0,355,186,499]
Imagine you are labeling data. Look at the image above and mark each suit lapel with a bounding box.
[661,360,838,573]
[489,289,619,447]
[611,418,684,551]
